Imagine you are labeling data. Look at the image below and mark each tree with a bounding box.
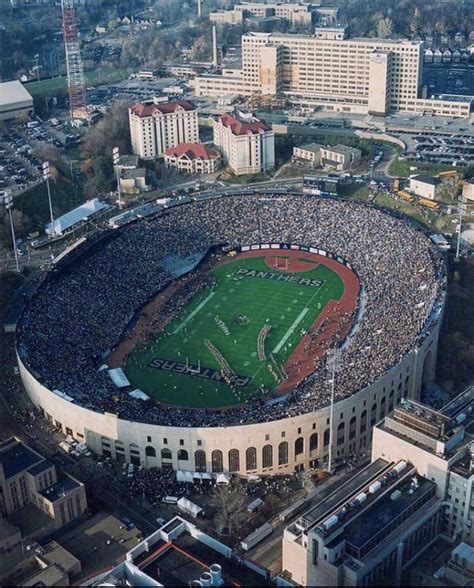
[212,481,248,540]
[377,17,393,39]
[440,176,462,201]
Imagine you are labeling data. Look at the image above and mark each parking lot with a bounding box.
[0,127,43,197]
[394,131,474,167]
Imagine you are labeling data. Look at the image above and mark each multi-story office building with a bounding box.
[281,388,474,586]
[129,100,199,159]
[282,458,444,586]
[372,388,474,545]
[213,112,275,175]
[195,28,472,118]
[0,437,87,527]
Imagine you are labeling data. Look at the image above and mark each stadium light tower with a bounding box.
[61,0,88,123]
[326,346,342,474]
[455,191,467,262]
[43,162,55,236]
[4,193,20,273]
[113,147,122,208]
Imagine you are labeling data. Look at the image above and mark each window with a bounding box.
[246,447,257,471]
[145,446,156,457]
[212,450,224,473]
[161,448,172,459]
[177,449,189,461]
[195,450,206,472]
[295,437,304,457]
[310,433,318,452]
[337,422,345,446]
[147,436,152,443]
[278,441,289,465]
[323,428,330,447]
[262,445,273,468]
[228,449,240,472]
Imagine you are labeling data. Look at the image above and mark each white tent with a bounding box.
[46,198,110,236]
[108,368,130,388]
[129,389,150,401]
[177,497,202,518]
[176,470,194,483]
[216,473,231,485]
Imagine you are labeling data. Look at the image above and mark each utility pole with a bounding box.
[113,147,122,208]
[43,162,55,236]
[4,194,20,272]
[326,347,342,474]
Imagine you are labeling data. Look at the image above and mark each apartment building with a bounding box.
[372,388,474,546]
[213,112,274,175]
[129,100,199,159]
[164,143,221,174]
[0,437,87,527]
[195,29,472,118]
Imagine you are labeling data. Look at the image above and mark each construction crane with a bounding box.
[61,0,88,123]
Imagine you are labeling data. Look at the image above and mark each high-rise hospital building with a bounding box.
[195,28,472,118]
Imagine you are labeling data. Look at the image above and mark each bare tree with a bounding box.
[213,481,249,540]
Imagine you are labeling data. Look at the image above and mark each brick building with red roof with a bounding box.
[129,100,199,159]
[164,143,221,174]
[213,112,274,176]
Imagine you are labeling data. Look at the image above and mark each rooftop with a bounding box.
[39,475,81,502]
[411,175,441,186]
[344,475,436,551]
[219,112,270,135]
[165,142,219,160]
[27,459,53,477]
[0,438,43,479]
[299,458,390,530]
[130,100,195,118]
[0,81,33,108]
[392,399,454,439]
[135,529,271,587]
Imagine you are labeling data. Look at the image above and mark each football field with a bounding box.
[125,255,344,408]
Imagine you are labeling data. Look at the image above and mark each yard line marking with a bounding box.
[173,291,215,334]
[272,307,309,354]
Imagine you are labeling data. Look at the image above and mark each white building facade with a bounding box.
[213,112,275,175]
[129,101,199,159]
[195,30,472,118]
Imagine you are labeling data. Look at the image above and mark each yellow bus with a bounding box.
[419,198,440,210]
[398,191,414,203]
[437,170,458,179]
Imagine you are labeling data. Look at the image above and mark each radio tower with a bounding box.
[61,0,88,122]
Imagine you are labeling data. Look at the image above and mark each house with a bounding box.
[320,144,362,171]
[164,143,221,174]
[292,143,322,168]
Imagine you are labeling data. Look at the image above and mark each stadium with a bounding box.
[16,193,446,475]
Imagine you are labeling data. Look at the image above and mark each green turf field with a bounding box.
[125,256,344,408]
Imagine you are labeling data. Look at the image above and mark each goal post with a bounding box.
[274,256,289,271]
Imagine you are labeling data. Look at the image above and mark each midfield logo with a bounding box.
[235,268,324,288]
[148,357,251,387]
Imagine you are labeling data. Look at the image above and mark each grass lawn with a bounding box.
[339,184,370,201]
[388,157,456,178]
[14,176,84,230]
[126,256,344,408]
[25,67,131,99]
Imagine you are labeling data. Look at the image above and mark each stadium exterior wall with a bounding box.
[17,319,440,475]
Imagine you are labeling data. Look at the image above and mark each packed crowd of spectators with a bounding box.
[17,194,446,427]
